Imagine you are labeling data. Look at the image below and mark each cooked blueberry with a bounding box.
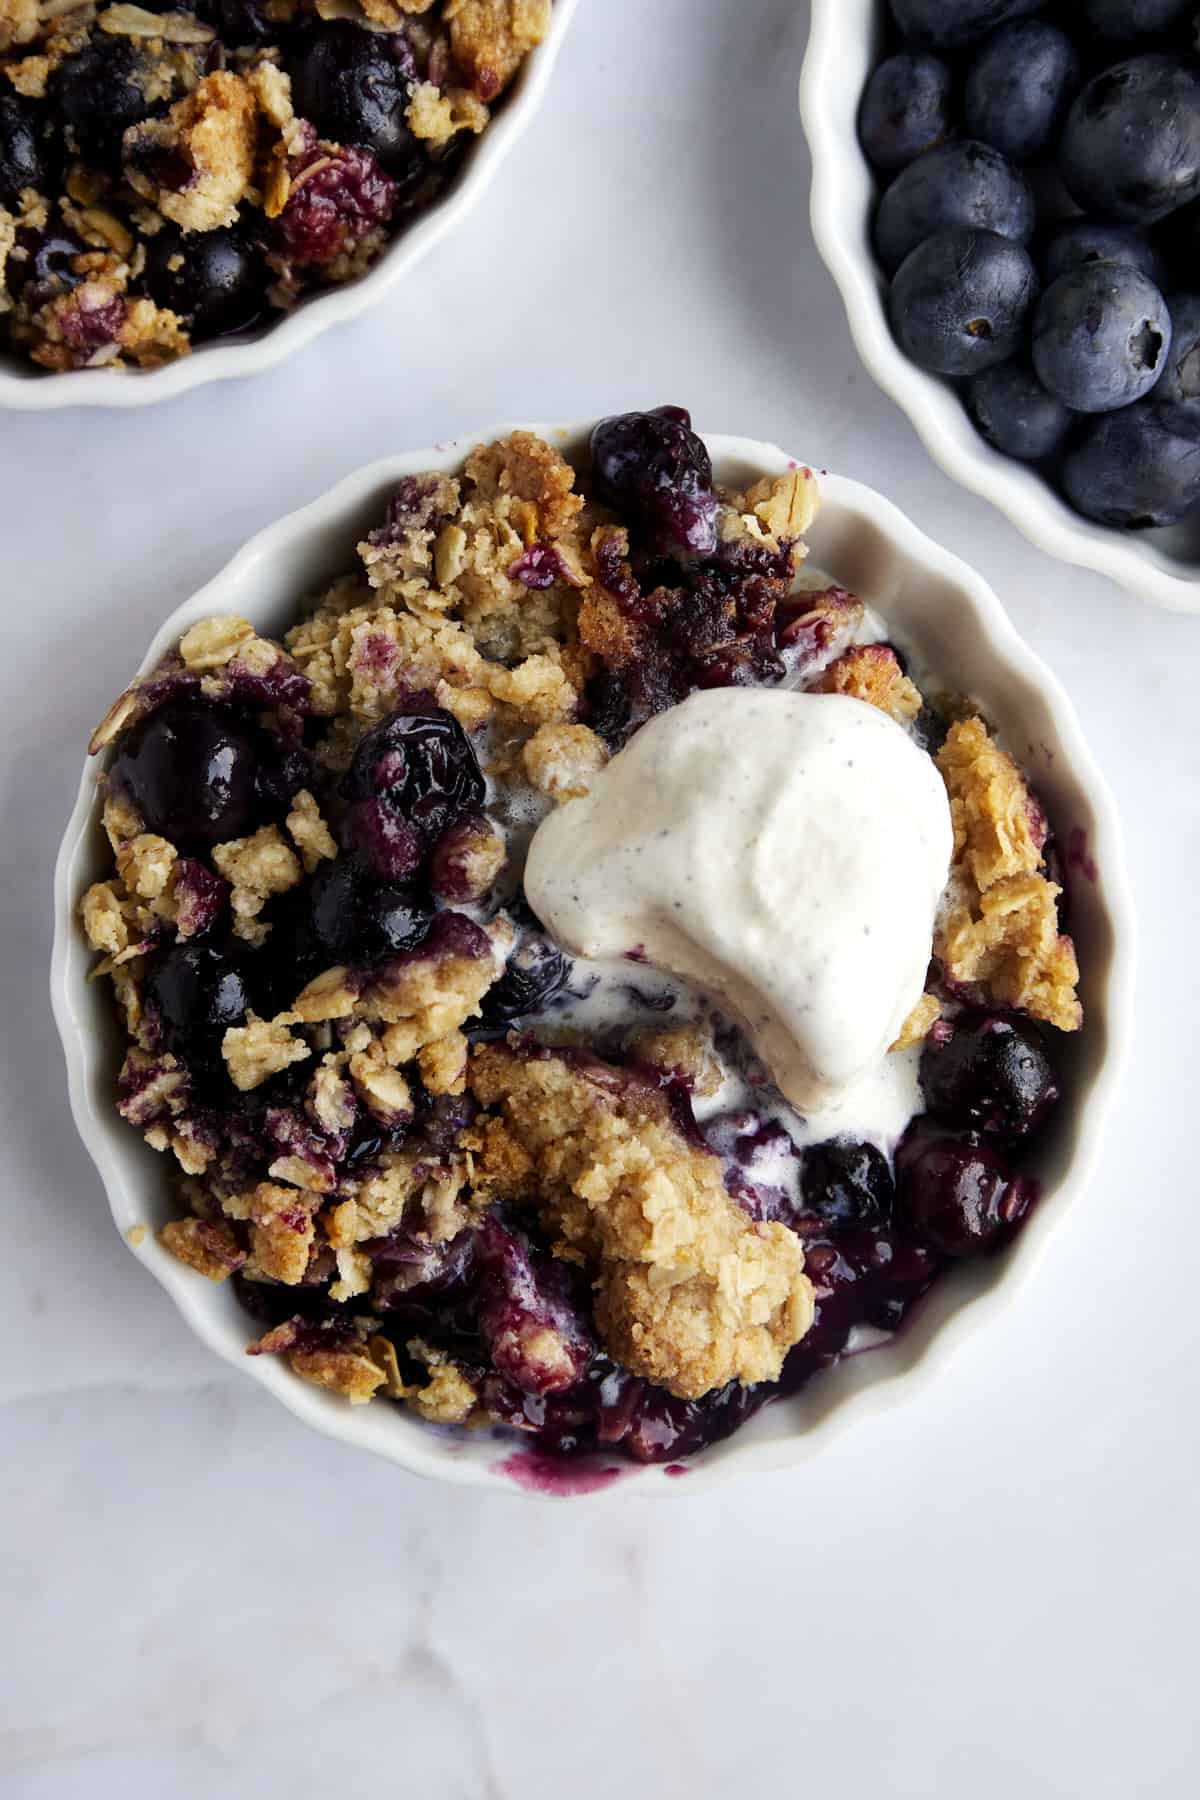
[590,406,719,556]
[1077,0,1195,40]
[801,1140,895,1227]
[109,701,257,852]
[476,1214,593,1397]
[480,927,570,1022]
[895,1131,1031,1255]
[143,225,267,342]
[3,228,84,305]
[253,744,311,816]
[919,1012,1060,1139]
[1032,262,1171,410]
[888,0,1042,50]
[875,141,1035,274]
[309,855,432,964]
[964,22,1081,164]
[52,41,156,169]
[858,53,953,173]
[341,706,485,843]
[145,943,248,1065]
[197,0,273,44]
[0,95,57,208]
[1042,221,1163,287]
[1060,56,1200,225]
[1061,399,1200,525]
[967,360,1074,460]
[288,24,421,179]
[890,227,1039,377]
[1152,291,1200,431]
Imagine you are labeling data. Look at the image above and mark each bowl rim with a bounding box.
[0,0,579,413]
[799,0,1200,616]
[50,420,1138,1498]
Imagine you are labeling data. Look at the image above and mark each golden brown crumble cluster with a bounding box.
[79,427,1082,1441]
[1,1,552,373]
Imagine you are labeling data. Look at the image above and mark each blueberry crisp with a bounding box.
[0,1,552,372]
[80,409,1084,1465]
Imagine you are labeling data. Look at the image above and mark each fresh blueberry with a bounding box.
[801,1140,896,1228]
[889,227,1039,378]
[1062,398,1200,525]
[1042,221,1163,287]
[1077,0,1196,40]
[145,943,249,1068]
[919,1012,1060,1139]
[480,926,571,1022]
[1152,291,1200,431]
[288,24,421,179]
[0,96,57,208]
[875,141,1035,274]
[143,225,267,342]
[888,0,1043,51]
[341,706,486,845]
[109,702,258,852]
[1032,261,1171,411]
[1060,56,1200,225]
[52,40,157,170]
[967,360,1074,460]
[858,53,953,173]
[964,22,1081,164]
[895,1130,1031,1255]
[309,855,432,964]
[590,406,719,556]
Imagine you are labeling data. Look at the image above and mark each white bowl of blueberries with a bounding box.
[800,0,1200,612]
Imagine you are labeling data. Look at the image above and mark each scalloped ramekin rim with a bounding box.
[799,0,1200,616]
[51,420,1137,1497]
[0,0,578,413]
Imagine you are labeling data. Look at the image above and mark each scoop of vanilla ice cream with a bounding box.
[524,689,953,1114]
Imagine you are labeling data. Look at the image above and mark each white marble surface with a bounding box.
[2,1,1198,1793]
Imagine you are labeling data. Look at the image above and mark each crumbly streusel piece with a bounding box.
[816,644,923,728]
[212,824,302,940]
[124,71,258,233]
[446,1,552,100]
[890,992,942,1052]
[369,1335,480,1424]
[222,1012,312,1091]
[160,1216,247,1282]
[521,721,608,799]
[468,1043,815,1400]
[625,1026,724,1098]
[285,788,338,873]
[249,1319,389,1404]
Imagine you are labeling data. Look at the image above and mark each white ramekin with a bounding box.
[50,422,1136,1497]
[0,0,578,412]
[799,0,1200,615]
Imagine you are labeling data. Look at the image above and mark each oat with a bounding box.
[212,823,301,935]
[179,615,256,670]
[890,992,941,1052]
[124,71,258,234]
[221,1012,311,1091]
[285,787,338,872]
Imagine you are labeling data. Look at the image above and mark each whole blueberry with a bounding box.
[858,53,953,173]
[52,41,156,170]
[480,928,571,1023]
[895,1131,1030,1256]
[967,360,1074,460]
[1062,398,1200,525]
[143,226,267,342]
[1152,292,1200,431]
[1033,261,1171,410]
[1060,56,1200,225]
[0,96,57,207]
[964,22,1081,164]
[875,140,1035,274]
[801,1140,895,1228]
[341,707,486,844]
[590,405,719,555]
[890,227,1039,378]
[146,943,249,1067]
[110,701,258,852]
[919,1012,1060,1139]
[888,0,1043,50]
[309,856,433,964]
[288,25,420,179]
[1042,221,1163,287]
[1077,0,1195,40]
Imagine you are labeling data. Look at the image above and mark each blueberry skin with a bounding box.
[1042,221,1163,287]
[858,53,953,173]
[144,226,267,341]
[875,141,1035,275]
[0,96,56,208]
[51,40,156,170]
[1060,56,1200,225]
[1062,400,1200,526]
[1077,0,1196,41]
[1154,292,1200,432]
[964,22,1081,164]
[888,0,1042,51]
[967,360,1074,460]
[1032,261,1171,411]
[890,227,1039,379]
[288,24,419,179]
